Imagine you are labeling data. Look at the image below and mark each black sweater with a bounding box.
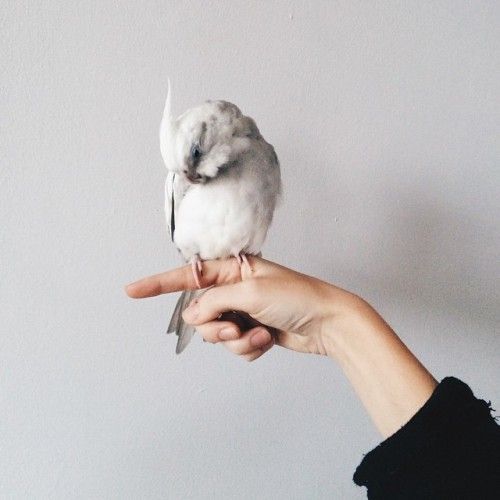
[353,377,500,499]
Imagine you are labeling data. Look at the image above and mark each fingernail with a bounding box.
[219,328,239,340]
[250,328,271,347]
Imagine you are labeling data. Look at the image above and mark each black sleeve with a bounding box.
[353,377,500,499]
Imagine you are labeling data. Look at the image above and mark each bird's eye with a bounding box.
[191,145,202,160]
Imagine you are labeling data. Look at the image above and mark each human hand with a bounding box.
[126,256,437,435]
[126,256,362,361]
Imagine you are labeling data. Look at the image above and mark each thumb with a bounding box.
[182,281,255,325]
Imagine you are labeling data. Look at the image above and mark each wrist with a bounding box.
[319,287,391,361]
[319,285,437,436]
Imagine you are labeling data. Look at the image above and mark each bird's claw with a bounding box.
[236,252,254,273]
[191,255,203,289]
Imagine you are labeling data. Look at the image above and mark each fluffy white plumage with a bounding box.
[160,81,281,353]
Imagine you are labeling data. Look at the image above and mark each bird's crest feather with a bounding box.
[160,78,175,168]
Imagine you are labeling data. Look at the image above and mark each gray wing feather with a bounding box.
[164,173,198,353]
[167,289,202,354]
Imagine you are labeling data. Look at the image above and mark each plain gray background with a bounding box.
[1,1,499,498]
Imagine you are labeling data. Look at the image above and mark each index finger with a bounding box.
[125,258,244,298]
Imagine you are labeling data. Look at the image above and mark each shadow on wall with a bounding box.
[282,152,498,330]
[337,188,498,328]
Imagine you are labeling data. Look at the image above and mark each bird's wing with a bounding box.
[167,289,200,354]
[164,172,197,354]
[164,171,190,242]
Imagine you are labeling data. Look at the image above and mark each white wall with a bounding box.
[2,1,498,498]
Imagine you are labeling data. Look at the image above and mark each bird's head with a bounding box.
[160,83,261,184]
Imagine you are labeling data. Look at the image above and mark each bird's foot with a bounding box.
[190,254,203,289]
[235,252,254,273]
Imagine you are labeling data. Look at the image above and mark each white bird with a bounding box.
[160,82,281,353]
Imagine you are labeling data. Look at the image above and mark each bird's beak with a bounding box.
[183,169,204,184]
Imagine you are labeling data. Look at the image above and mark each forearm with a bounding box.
[324,294,438,438]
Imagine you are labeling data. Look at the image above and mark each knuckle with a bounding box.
[224,341,247,356]
[226,258,243,282]
[196,325,218,343]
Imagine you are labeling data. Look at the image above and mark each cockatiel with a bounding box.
[160,82,281,353]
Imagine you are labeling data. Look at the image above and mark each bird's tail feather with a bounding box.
[167,289,200,354]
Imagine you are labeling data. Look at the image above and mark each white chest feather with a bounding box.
[174,175,273,261]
